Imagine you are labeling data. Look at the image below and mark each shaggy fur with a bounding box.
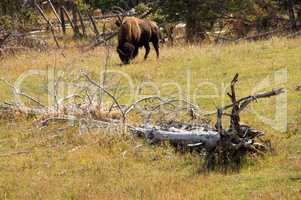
[116,17,160,64]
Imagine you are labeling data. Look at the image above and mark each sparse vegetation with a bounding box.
[0,36,300,199]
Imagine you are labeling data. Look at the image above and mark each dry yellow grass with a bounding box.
[0,37,300,199]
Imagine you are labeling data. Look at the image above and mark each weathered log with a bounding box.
[130,125,221,149]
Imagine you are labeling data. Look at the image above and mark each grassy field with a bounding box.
[0,37,300,199]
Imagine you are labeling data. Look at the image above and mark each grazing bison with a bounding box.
[116,17,160,64]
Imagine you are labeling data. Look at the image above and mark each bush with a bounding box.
[0,0,39,31]
[0,16,13,31]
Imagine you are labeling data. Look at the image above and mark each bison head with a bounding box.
[117,42,135,64]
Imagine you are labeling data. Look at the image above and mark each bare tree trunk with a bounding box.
[185,0,206,43]
[72,3,81,38]
[287,0,297,31]
[185,17,205,43]
[76,6,87,37]
[88,12,100,36]
[297,5,301,28]
[60,6,66,34]
[48,0,62,24]
[61,6,75,32]
[34,2,60,48]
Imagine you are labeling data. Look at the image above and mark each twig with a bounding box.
[100,38,110,106]
[57,94,82,105]
[81,72,126,121]
[205,87,284,117]
[124,96,164,116]
[108,79,123,112]
[0,78,45,108]
[39,115,121,129]
[223,88,285,113]
[0,150,31,157]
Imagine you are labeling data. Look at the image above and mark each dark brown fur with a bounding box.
[116,17,160,64]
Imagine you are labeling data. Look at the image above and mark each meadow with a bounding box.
[0,37,300,199]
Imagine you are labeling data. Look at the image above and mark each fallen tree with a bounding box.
[0,72,284,172]
[129,74,284,171]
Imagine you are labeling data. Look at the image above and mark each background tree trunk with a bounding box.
[185,0,206,43]
[296,5,301,27]
[60,6,66,34]
[72,3,81,38]
[287,0,297,30]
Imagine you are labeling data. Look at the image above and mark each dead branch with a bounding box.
[228,73,240,131]
[0,150,31,157]
[151,99,200,116]
[48,0,62,24]
[223,88,285,113]
[35,2,61,49]
[128,74,284,172]
[124,96,164,116]
[76,6,87,37]
[61,6,75,32]
[206,88,285,117]
[84,31,118,52]
[57,94,83,105]
[235,28,285,42]
[99,40,110,106]
[81,72,126,121]
[88,12,100,36]
[0,78,45,108]
[38,115,119,128]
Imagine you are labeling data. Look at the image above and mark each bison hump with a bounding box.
[119,18,142,44]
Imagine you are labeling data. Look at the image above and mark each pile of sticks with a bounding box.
[0,73,284,172]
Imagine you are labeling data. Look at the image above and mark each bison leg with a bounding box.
[152,39,159,59]
[132,47,139,59]
[144,43,150,60]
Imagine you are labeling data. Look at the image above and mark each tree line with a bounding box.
[1,0,301,42]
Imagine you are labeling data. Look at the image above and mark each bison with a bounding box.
[116,17,160,64]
